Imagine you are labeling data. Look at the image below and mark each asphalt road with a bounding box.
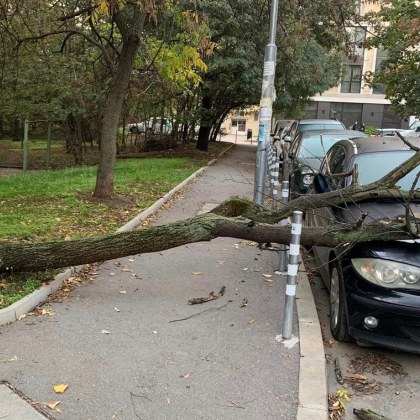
[0,141,300,419]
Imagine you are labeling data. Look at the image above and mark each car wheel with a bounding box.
[329,262,352,342]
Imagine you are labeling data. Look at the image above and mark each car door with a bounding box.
[309,145,348,285]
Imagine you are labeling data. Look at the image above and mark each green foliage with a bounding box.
[364,126,377,136]
[365,0,420,117]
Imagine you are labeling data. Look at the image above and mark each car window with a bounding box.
[288,121,298,139]
[297,123,345,135]
[289,133,302,156]
[298,136,344,159]
[352,151,419,190]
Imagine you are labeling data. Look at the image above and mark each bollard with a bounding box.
[278,181,289,271]
[272,159,279,207]
[282,210,303,339]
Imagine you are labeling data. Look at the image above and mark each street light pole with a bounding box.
[254,0,279,205]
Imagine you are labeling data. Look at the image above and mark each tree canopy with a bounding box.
[365,0,420,118]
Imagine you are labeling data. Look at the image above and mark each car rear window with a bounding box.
[297,123,345,134]
[353,151,419,190]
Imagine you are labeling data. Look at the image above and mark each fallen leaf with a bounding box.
[248,319,255,325]
[114,307,120,312]
[192,272,203,275]
[152,331,158,334]
[243,267,249,271]
[109,272,116,276]
[263,274,272,278]
[46,401,61,409]
[119,291,127,294]
[122,268,131,272]
[183,373,190,379]
[349,373,367,381]
[18,314,26,321]
[41,309,54,316]
[128,258,135,262]
[53,384,68,394]
[101,329,110,334]
[55,408,62,413]
[166,397,171,404]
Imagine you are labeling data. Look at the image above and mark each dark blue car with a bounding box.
[307,136,420,353]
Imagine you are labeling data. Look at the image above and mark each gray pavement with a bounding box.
[0,138,302,419]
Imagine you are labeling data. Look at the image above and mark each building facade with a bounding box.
[306,1,409,130]
[220,107,260,139]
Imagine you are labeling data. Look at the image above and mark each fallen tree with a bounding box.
[0,148,419,273]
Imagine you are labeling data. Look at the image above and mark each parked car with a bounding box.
[306,136,420,353]
[150,118,172,134]
[285,130,367,196]
[285,119,346,143]
[125,122,151,134]
[374,128,409,137]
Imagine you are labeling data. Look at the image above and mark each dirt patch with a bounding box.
[349,352,407,377]
[78,192,134,208]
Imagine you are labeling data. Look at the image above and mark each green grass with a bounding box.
[0,157,203,242]
[0,272,44,309]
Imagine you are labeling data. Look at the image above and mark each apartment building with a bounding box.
[306,1,409,130]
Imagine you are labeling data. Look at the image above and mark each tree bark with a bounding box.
[196,95,212,151]
[93,8,146,197]
[0,212,413,273]
[2,152,419,274]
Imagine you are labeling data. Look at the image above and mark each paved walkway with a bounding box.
[0,139,304,419]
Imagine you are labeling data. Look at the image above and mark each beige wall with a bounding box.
[221,108,260,137]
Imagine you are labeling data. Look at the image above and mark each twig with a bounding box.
[396,132,420,152]
[169,300,232,323]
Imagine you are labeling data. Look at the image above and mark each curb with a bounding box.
[296,269,328,420]
[0,143,235,327]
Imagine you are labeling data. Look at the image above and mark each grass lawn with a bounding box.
[0,141,232,307]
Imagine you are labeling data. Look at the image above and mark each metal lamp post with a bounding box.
[253,0,279,205]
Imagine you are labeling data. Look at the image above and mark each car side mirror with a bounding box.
[313,174,330,194]
[284,136,292,143]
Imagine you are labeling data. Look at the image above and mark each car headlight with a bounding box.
[352,258,420,289]
[301,170,314,186]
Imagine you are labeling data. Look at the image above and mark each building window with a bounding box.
[232,120,246,131]
[341,65,362,93]
[346,26,366,59]
[372,49,388,94]
[254,112,259,121]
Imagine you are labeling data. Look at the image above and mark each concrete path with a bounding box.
[0,139,306,419]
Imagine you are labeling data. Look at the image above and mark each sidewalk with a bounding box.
[0,139,324,419]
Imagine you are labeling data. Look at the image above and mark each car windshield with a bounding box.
[353,151,419,190]
[297,123,344,135]
[298,136,346,159]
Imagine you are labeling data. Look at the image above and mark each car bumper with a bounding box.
[345,280,420,353]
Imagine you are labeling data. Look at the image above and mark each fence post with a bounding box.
[278,180,289,271]
[46,121,52,170]
[282,210,303,339]
[23,120,29,173]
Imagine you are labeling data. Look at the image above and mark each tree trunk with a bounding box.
[0,211,413,273]
[196,95,212,151]
[93,10,146,198]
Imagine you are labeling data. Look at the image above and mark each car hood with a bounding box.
[338,201,420,225]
